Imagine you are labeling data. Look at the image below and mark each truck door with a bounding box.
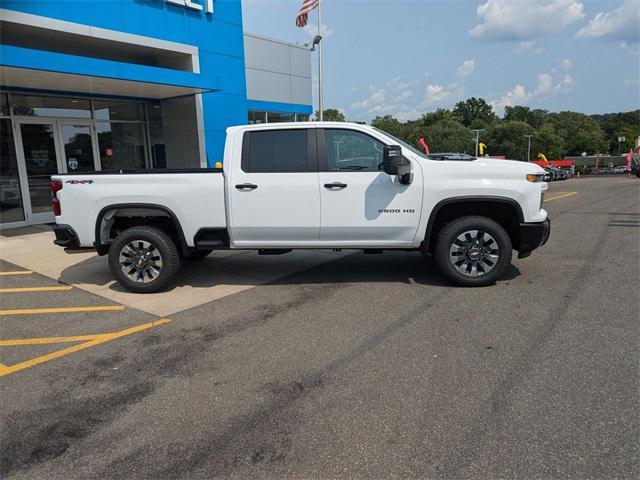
[227,127,320,247]
[317,128,422,246]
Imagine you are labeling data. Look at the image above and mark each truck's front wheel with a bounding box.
[108,226,180,293]
[434,216,512,287]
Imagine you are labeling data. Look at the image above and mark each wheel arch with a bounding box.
[95,203,189,256]
[423,196,524,252]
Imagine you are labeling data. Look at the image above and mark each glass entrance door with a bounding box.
[16,121,62,223]
[59,122,100,173]
[13,119,100,224]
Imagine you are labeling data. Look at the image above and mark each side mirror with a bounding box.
[383,145,412,184]
[383,145,404,175]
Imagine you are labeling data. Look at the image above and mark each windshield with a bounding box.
[371,127,429,159]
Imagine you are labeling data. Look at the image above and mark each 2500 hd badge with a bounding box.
[378,209,416,213]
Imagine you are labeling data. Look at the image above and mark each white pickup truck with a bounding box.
[51,122,550,293]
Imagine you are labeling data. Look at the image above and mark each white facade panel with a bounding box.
[243,33,311,107]
[291,75,312,105]
[246,68,293,104]
[243,34,290,74]
[289,46,311,78]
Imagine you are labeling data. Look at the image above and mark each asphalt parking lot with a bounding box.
[1,176,638,479]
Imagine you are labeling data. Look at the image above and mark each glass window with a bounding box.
[296,114,310,122]
[266,112,282,123]
[324,129,384,172]
[97,122,147,170]
[0,93,8,116]
[149,122,166,169]
[0,119,25,223]
[248,111,266,124]
[11,94,91,118]
[267,112,295,123]
[94,100,144,121]
[245,129,308,173]
[147,103,163,123]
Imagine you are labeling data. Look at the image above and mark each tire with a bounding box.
[108,226,181,293]
[184,249,213,261]
[434,216,512,287]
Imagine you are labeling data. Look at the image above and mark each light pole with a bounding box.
[309,33,323,121]
[472,129,484,157]
[618,135,625,156]
[525,134,533,162]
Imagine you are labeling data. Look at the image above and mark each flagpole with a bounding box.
[317,0,324,121]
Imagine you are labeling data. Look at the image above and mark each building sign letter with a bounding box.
[165,0,214,14]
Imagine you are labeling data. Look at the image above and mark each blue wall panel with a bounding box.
[1,0,312,163]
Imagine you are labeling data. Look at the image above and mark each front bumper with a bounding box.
[517,218,550,259]
[52,224,80,249]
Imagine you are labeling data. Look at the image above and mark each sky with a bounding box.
[242,0,640,121]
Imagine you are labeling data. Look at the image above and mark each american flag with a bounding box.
[296,0,319,28]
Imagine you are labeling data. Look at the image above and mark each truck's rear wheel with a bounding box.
[434,216,512,287]
[108,226,180,293]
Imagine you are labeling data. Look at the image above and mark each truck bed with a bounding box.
[52,169,226,248]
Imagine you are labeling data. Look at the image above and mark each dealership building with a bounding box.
[0,0,312,227]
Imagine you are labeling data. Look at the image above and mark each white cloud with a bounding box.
[456,59,475,80]
[491,69,575,115]
[471,0,585,42]
[423,59,476,105]
[395,89,413,102]
[576,0,640,43]
[424,84,451,104]
[395,109,422,122]
[349,59,475,119]
[350,87,386,110]
[515,41,546,55]
[560,58,572,70]
[491,85,529,115]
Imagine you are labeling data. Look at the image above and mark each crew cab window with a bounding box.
[244,129,309,173]
[324,129,384,172]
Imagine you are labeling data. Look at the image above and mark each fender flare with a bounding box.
[423,196,525,248]
[94,203,189,256]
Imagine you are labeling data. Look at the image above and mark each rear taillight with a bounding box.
[50,181,62,216]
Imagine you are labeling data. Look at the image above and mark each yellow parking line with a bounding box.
[0,334,100,346]
[0,286,74,294]
[0,271,33,276]
[544,191,577,203]
[0,319,172,377]
[0,305,125,316]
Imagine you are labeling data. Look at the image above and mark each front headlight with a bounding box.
[526,173,545,183]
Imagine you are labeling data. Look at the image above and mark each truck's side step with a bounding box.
[195,240,225,249]
[194,228,229,250]
[258,249,292,255]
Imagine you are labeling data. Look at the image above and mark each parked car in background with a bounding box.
[547,167,568,180]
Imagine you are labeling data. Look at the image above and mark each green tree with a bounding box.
[406,119,474,154]
[591,110,640,154]
[531,124,566,160]
[485,121,535,160]
[546,112,607,155]
[315,108,345,122]
[504,106,549,129]
[371,115,405,138]
[452,97,496,127]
